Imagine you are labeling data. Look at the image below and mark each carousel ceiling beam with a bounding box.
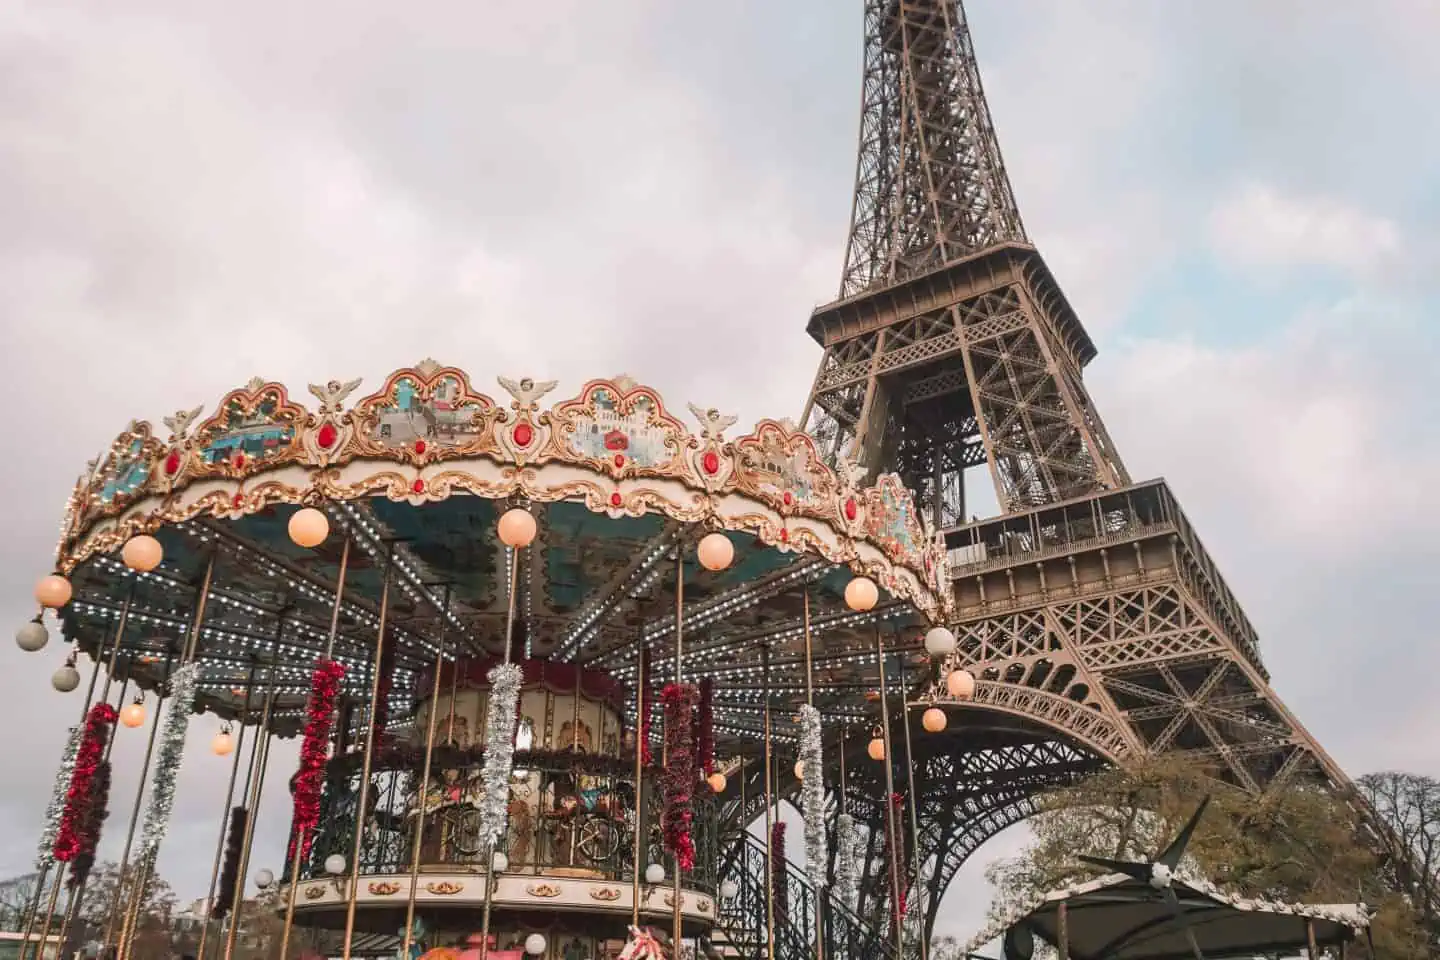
[552,520,683,662]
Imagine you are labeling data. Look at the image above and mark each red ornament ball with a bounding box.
[844,497,858,521]
[233,452,246,468]
[513,422,534,447]
[163,451,181,476]
[610,493,623,507]
[414,439,427,455]
[316,422,338,449]
[783,491,793,506]
[701,451,720,475]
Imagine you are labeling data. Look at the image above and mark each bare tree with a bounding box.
[1357,772,1440,942]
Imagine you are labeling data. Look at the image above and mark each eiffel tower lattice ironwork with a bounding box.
[795,0,1358,944]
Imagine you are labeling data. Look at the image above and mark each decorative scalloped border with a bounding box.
[57,364,955,618]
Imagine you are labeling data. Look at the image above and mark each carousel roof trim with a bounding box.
[56,367,953,622]
[961,871,1371,959]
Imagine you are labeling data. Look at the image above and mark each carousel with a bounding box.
[14,362,969,960]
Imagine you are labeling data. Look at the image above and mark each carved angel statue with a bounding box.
[834,451,868,491]
[162,405,204,441]
[687,403,737,441]
[308,378,363,412]
[497,376,558,409]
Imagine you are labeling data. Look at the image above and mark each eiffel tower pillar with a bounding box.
[799,0,1354,943]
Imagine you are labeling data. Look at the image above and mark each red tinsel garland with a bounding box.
[771,821,788,921]
[65,759,111,889]
[695,677,714,776]
[53,702,117,864]
[639,649,653,766]
[890,792,907,917]
[659,683,697,872]
[288,659,344,866]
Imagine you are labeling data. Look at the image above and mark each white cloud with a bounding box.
[1207,182,1403,275]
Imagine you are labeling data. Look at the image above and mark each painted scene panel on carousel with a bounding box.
[196,385,303,468]
[99,434,153,505]
[733,422,836,512]
[357,368,496,452]
[866,474,923,561]
[555,384,681,470]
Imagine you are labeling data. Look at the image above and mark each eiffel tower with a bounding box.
[797,0,1353,940]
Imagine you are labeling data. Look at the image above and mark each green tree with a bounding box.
[980,757,1426,959]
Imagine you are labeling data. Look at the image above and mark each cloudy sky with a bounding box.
[1,0,1437,942]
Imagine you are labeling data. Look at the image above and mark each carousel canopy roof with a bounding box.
[964,872,1368,960]
[49,362,954,741]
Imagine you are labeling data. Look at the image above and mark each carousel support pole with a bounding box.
[221,662,279,960]
[279,535,350,960]
[630,638,646,930]
[1056,901,1069,960]
[22,582,135,960]
[672,550,684,955]
[480,538,523,960]
[341,544,395,960]
[762,644,776,960]
[803,590,824,960]
[401,588,452,960]
[895,648,926,960]
[120,549,214,960]
[195,662,258,960]
[873,628,904,959]
[1306,918,1319,960]
[98,647,178,952]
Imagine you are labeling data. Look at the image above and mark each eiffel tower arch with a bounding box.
[796,0,1356,941]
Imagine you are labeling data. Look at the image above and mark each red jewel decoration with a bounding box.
[414,439,427,455]
[233,452,245,469]
[316,422,338,449]
[513,422,534,447]
[412,478,425,494]
[701,451,720,475]
[163,451,181,476]
[232,493,244,509]
[613,453,625,468]
[783,491,793,506]
[779,528,789,542]
[610,493,623,507]
[845,498,858,521]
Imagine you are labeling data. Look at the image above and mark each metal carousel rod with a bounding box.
[341,542,394,960]
[630,629,646,929]
[401,586,452,960]
[873,627,904,958]
[672,548,685,954]
[763,643,776,960]
[278,534,351,960]
[98,645,178,952]
[221,659,279,960]
[195,660,259,960]
[895,641,926,960]
[19,577,131,960]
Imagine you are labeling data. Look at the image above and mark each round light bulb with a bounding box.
[644,863,666,884]
[867,737,885,761]
[498,508,537,548]
[696,532,734,572]
[946,669,976,701]
[52,663,80,693]
[35,575,73,609]
[288,507,330,548]
[213,730,235,756]
[121,535,164,573]
[794,760,806,780]
[324,854,347,876]
[16,620,48,653]
[524,934,547,957]
[254,868,275,889]
[923,626,956,658]
[120,700,146,728]
[707,772,727,793]
[922,707,947,733]
[844,576,878,612]
[719,880,739,900]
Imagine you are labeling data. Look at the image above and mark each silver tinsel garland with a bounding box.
[798,704,827,889]
[476,662,523,843]
[137,663,199,860]
[834,812,860,912]
[35,724,82,871]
